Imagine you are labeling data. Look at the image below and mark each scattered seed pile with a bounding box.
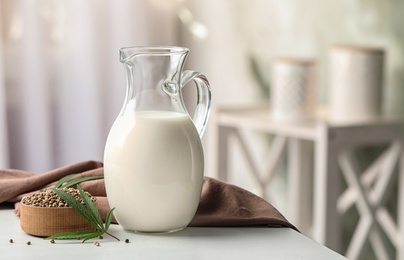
[21,188,96,208]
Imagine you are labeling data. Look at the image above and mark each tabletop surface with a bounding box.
[216,103,404,127]
[214,103,404,140]
[0,206,347,260]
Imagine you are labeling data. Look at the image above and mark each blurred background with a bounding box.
[1,0,404,258]
[2,0,404,171]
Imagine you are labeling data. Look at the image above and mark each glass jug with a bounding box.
[103,46,211,233]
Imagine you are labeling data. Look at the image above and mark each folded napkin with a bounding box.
[0,160,297,231]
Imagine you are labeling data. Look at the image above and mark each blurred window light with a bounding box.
[40,0,65,43]
[8,8,23,41]
[177,5,193,25]
[177,5,209,40]
[151,0,209,40]
[189,21,209,40]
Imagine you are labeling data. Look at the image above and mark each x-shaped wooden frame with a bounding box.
[338,140,403,260]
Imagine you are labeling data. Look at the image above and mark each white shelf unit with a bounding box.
[207,103,404,260]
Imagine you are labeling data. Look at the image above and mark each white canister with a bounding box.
[328,44,385,121]
[270,57,315,121]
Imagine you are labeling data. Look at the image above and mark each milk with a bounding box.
[103,110,204,232]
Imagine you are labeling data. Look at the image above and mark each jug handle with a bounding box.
[181,70,212,137]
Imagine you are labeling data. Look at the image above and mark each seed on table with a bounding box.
[125,239,130,243]
[9,239,13,243]
[93,241,100,246]
[27,241,31,245]
[50,239,55,244]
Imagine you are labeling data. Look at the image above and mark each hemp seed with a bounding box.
[21,188,96,208]
[27,241,31,245]
[9,239,13,243]
[125,239,130,243]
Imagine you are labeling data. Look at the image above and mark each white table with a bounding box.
[206,104,404,259]
[0,206,346,260]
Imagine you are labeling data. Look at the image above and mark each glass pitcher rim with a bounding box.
[119,46,189,63]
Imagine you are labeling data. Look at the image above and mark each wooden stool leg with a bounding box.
[398,147,404,260]
[288,138,312,234]
[313,125,341,252]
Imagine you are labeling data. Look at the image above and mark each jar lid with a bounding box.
[273,56,315,65]
[332,44,384,54]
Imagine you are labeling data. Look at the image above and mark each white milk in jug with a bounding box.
[103,109,204,232]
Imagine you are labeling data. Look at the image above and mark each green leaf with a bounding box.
[105,207,115,231]
[60,176,104,188]
[82,231,104,243]
[54,174,76,188]
[46,184,120,242]
[51,188,102,230]
[45,230,98,240]
[77,185,104,230]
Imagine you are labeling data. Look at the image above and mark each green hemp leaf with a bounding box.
[54,174,104,189]
[45,184,119,242]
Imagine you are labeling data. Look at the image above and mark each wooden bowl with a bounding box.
[20,203,93,237]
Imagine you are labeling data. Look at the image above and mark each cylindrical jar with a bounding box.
[328,44,385,121]
[270,57,315,121]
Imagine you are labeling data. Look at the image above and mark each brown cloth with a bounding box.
[0,160,297,231]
